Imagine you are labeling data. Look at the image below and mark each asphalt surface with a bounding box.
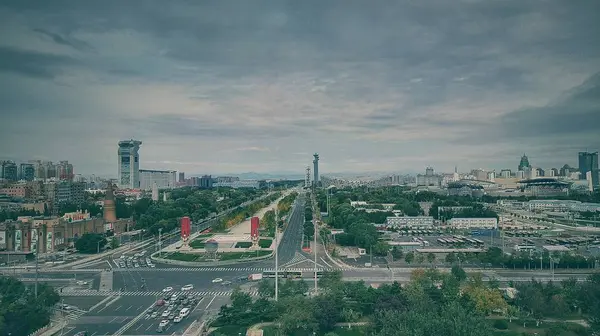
[272,196,306,266]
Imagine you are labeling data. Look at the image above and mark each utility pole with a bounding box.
[275,211,279,301]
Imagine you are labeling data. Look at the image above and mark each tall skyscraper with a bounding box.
[118,139,142,189]
[313,153,320,187]
[579,151,599,188]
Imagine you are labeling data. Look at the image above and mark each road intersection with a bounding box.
[7,191,598,335]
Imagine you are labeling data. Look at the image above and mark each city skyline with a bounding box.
[1,1,599,175]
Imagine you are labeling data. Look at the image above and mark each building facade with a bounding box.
[19,163,35,181]
[416,167,442,187]
[386,216,434,228]
[118,139,142,189]
[0,161,18,181]
[139,169,177,190]
[447,217,498,229]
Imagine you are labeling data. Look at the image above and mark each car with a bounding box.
[162,287,174,293]
[168,314,175,320]
[212,278,223,283]
[171,293,179,300]
[174,316,182,323]
[159,319,169,327]
[150,264,156,268]
[151,312,159,318]
[76,280,88,285]
[221,281,232,286]
[181,284,194,291]
[162,310,171,317]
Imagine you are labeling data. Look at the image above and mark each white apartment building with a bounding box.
[386,216,434,228]
[139,169,177,191]
[527,200,600,212]
[448,217,498,229]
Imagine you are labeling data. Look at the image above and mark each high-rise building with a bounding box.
[578,152,598,187]
[178,172,185,182]
[56,161,74,181]
[19,163,35,181]
[199,175,213,189]
[1,161,18,181]
[518,154,530,171]
[313,153,320,187]
[118,139,142,189]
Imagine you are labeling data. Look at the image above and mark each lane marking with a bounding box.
[205,296,217,310]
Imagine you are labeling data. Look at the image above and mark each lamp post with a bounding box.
[158,228,163,258]
[34,233,40,298]
[275,211,279,301]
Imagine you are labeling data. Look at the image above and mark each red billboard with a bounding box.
[181,216,191,239]
[250,216,259,239]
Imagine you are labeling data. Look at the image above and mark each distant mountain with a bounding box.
[236,172,304,180]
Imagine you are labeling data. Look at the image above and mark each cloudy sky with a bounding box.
[1,0,599,177]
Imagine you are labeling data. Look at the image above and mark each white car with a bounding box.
[161,310,170,318]
[76,281,88,285]
[159,320,169,327]
[162,287,174,293]
[181,284,194,291]
[173,316,182,323]
[212,278,223,283]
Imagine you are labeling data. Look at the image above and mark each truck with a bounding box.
[248,273,263,281]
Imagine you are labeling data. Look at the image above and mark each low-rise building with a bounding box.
[447,217,498,229]
[139,169,177,190]
[386,216,434,228]
[0,184,30,198]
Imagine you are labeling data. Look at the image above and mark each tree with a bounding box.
[445,252,457,264]
[427,252,436,265]
[404,252,415,264]
[0,276,60,336]
[110,237,120,249]
[451,265,467,282]
[415,253,425,264]
[74,233,107,253]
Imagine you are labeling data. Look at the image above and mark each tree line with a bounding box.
[0,276,60,336]
[210,267,600,335]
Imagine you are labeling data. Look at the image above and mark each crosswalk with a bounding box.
[281,252,309,267]
[60,289,259,297]
[56,307,87,320]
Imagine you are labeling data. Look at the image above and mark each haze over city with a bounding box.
[1,0,599,176]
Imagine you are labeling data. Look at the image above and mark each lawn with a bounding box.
[259,238,273,248]
[165,250,271,262]
[491,319,589,336]
[219,250,272,261]
[235,242,253,248]
[188,240,205,249]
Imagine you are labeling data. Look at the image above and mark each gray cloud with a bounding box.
[0,46,75,79]
[500,73,600,138]
[1,0,599,174]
